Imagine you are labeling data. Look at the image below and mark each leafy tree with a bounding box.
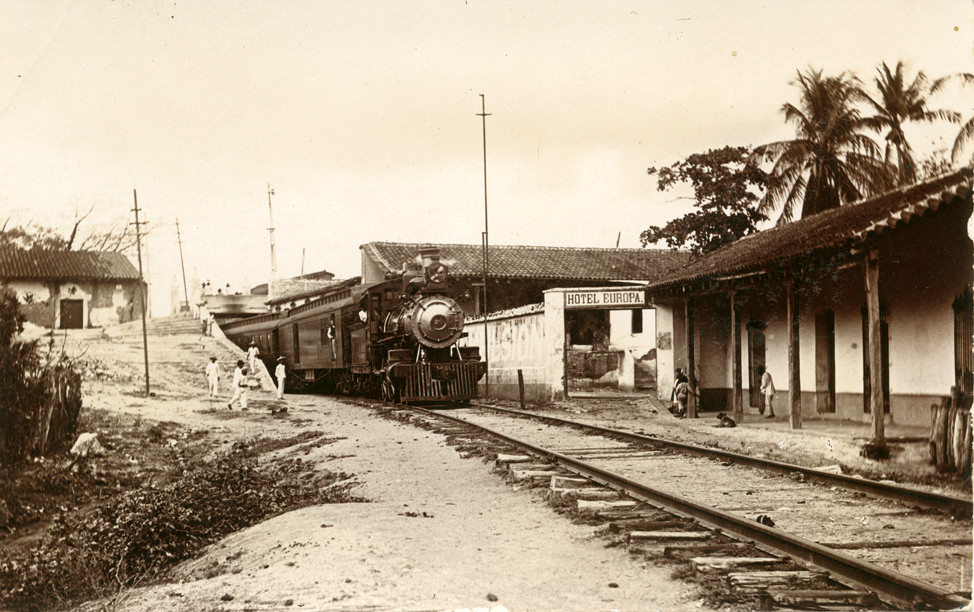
[932,72,974,165]
[754,67,891,223]
[862,61,960,184]
[642,146,768,254]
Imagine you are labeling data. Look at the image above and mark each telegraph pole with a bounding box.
[132,189,150,396]
[175,218,190,314]
[477,94,491,396]
[267,184,278,278]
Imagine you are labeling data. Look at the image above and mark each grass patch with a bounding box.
[0,434,364,611]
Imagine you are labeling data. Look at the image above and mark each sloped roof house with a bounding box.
[0,248,144,329]
[647,167,973,435]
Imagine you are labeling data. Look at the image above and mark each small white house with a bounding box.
[0,248,144,329]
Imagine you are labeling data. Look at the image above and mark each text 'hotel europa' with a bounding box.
[564,290,646,308]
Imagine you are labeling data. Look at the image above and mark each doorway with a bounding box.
[60,299,84,329]
[815,310,836,413]
[747,321,766,408]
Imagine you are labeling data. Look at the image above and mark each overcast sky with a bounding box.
[1,1,971,315]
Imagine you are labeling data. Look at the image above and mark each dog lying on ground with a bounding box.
[714,412,736,428]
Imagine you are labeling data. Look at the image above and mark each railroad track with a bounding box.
[366,400,972,611]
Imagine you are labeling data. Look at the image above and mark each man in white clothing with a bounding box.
[205,356,221,396]
[246,342,260,373]
[228,360,246,409]
[274,356,287,400]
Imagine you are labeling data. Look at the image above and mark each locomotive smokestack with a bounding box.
[418,246,441,269]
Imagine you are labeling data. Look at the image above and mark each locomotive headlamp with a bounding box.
[428,263,449,284]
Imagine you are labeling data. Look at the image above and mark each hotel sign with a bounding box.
[565,289,646,309]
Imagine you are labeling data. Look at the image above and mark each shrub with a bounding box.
[0,440,362,610]
[0,287,82,465]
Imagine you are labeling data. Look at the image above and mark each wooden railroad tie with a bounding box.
[494,453,534,466]
[727,570,829,595]
[576,500,641,516]
[548,487,622,505]
[766,588,879,607]
[691,556,784,573]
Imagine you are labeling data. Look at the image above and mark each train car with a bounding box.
[222,248,486,404]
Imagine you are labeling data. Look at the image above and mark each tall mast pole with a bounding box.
[175,217,189,314]
[477,94,491,397]
[132,189,150,396]
[267,184,278,278]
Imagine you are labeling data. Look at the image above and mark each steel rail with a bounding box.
[472,404,972,519]
[407,406,970,611]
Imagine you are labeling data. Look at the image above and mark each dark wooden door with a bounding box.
[747,322,766,407]
[60,299,83,329]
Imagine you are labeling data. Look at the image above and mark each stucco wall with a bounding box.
[6,279,142,329]
[462,310,551,403]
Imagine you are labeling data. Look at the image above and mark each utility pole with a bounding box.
[132,189,150,396]
[175,218,190,315]
[477,94,491,397]
[267,184,278,278]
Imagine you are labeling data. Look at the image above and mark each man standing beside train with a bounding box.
[275,356,286,400]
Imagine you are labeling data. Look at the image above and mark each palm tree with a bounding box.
[932,72,974,165]
[863,61,960,184]
[754,67,891,223]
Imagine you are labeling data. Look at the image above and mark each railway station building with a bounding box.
[647,167,973,432]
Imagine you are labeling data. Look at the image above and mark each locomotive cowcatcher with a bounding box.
[222,247,486,404]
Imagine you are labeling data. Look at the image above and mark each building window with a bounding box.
[631,309,643,334]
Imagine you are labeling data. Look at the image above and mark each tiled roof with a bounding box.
[647,166,973,291]
[0,248,141,281]
[361,242,691,282]
[266,277,359,306]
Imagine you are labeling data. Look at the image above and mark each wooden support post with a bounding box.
[517,369,525,410]
[685,298,697,419]
[864,250,885,445]
[787,281,802,429]
[730,290,743,423]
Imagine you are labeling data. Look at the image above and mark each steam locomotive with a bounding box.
[221,248,486,404]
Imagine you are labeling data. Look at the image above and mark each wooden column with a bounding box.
[685,297,697,419]
[730,290,744,423]
[864,250,885,445]
[787,281,802,430]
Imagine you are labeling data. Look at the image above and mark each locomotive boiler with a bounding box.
[221,247,485,405]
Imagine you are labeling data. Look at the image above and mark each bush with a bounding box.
[0,439,362,610]
[0,287,82,465]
